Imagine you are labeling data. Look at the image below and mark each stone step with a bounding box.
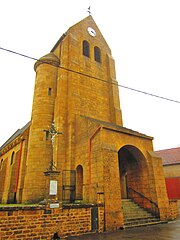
[124,216,158,224]
[125,220,159,226]
[122,207,151,214]
[123,209,152,213]
[122,199,161,228]
[124,214,154,219]
[123,208,152,213]
[123,206,143,210]
[123,211,152,217]
[122,201,140,207]
[124,215,155,221]
[122,220,166,229]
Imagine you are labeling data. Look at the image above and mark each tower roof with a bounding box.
[51,15,110,53]
[34,52,60,71]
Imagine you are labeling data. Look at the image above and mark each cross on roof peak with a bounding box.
[87,6,91,16]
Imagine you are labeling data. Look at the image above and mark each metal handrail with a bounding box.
[127,187,159,217]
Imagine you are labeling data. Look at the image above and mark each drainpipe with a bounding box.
[14,140,24,201]
[88,126,102,200]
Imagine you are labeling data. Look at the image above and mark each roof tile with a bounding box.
[156,147,180,165]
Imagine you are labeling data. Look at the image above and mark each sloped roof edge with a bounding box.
[80,115,153,140]
[0,121,31,151]
[50,16,93,53]
[50,15,105,53]
[155,147,180,165]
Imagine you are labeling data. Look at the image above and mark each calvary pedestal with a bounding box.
[44,169,60,205]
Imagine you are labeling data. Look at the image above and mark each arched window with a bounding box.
[94,46,101,62]
[83,40,90,57]
[76,165,83,200]
[10,151,15,165]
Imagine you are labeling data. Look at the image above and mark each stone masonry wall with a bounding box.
[169,200,179,220]
[0,204,104,239]
[163,165,180,178]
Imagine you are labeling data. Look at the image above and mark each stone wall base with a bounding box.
[0,203,104,239]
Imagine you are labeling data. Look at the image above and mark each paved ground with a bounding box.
[67,217,180,240]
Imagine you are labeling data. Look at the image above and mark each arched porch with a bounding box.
[118,145,150,200]
[118,145,159,216]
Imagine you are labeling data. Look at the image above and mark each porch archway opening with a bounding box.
[118,145,150,201]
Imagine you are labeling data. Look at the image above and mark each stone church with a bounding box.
[0,16,171,229]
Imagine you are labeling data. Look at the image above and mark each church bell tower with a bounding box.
[22,15,123,203]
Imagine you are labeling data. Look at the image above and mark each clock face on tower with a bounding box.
[87,27,96,37]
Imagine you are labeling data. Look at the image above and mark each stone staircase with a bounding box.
[122,199,162,228]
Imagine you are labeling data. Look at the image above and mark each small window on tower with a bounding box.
[10,152,15,165]
[94,46,101,63]
[48,88,52,96]
[0,159,3,170]
[83,40,90,57]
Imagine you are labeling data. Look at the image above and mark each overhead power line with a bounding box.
[0,46,180,104]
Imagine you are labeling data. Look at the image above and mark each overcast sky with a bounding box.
[0,0,180,150]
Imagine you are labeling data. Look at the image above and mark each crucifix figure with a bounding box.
[43,121,62,171]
